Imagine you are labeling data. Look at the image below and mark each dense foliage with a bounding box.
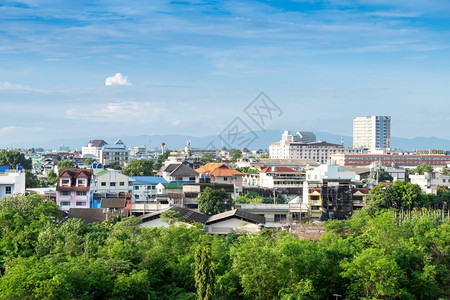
[0,194,448,299]
[197,187,233,214]
[0,149,32,169]
[57,159,76,169]
[122,159,154,176]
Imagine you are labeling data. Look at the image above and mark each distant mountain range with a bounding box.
[3,130,450,152]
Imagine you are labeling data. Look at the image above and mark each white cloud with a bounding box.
[66,101,165,123]
[171,120,180,126]
[105,73,132,86]
[0,81,25,90]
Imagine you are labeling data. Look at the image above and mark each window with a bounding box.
[61,191,70,196]
[292,212,300,221]
[101,182,106,186]
[77,179,84,185]
[120,182,125,186]
[134,186,139,190]
[60,201,71,206]
[310,195,319,201]
[76,191,86,196]
[224,177,228,181]
[61,179,70,185]
[76,202,86,206]
[311,206,320,211]
[274,214,287,222]
[5,186,11,194]
[135,195,140,200]
[110,182,116,186]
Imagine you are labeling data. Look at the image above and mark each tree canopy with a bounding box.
[229,149,242,162]
[57,159,76,169]
[411,162,434,175]
[200,153,214,166]
[0,194,448,299]
[197,187,233,214]
[122,159,154,176]
[0,150,32,169]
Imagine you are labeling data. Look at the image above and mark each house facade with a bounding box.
[0,167,26,199]
[81,139,108,158]
[196,163,243,194]
[99,139,129,167]
[94,169,134,194]
[56,168,95,211]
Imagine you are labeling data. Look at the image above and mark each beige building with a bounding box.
[353,116,391,150]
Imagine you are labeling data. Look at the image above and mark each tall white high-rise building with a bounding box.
[353,116,391,150]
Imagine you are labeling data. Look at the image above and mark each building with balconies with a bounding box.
[56,168,94,211]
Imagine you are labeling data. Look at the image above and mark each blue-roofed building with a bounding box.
[99,139,129,167]
[131,176,168,215]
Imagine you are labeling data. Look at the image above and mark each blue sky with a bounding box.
[1,0,449,147]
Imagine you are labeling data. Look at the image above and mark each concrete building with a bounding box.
[94,169,134,193]
[0,167,26,198]
[353,116,391,150]
[196,163,243,194]
[99,139,129,167]
[259,166,305,189]
[330,153,450,168]
[281,131,316,143]
[56,168,95,211]
[270,134,362,164]
[81,139,108,158]
[409,172,450,194]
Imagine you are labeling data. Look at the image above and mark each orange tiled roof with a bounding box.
[196,163,242,177]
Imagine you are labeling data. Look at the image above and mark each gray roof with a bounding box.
[101,198,127,208]
[139,206,209,224]
[206,209,265,225]
[68,208,106,223]
[169,163,198,177]
[86,139,108,147]
[164,164,180,173]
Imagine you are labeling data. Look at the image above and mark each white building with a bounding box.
[281,131,316,143]
[94,169,134,193]
[270,138,362,164]
[81,140,108,158]
[409,172,450,194]
[0,168,26,198]
[353,116,391,150]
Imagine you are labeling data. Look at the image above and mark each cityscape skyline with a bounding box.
[1,1,450,146]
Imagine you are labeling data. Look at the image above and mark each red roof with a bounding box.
[260,166,297,173]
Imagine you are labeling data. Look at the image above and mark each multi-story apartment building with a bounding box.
[330,153,450,167]
[56,168,95,211]
[281,131,316,143]
[409,172,450,194]
[258,166,305,189]
[269,139,362,164]
[94,169,134,194]
[99,139,129,167]
[353,116,391,150]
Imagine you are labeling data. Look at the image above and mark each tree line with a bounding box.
[0,193,448,299]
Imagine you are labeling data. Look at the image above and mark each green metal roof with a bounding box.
[162,182,184,189]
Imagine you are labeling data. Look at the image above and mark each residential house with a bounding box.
[205,209,265,234]
[94,169,134,193]
[182,182,235,209]
[259,166,305,189]
[139,206,210,228]
[235,203,308,227]
[156,182,184,205]
[196,163,243,194]
[131,176,168,214]
[56,168,95,211]
[92,192,133,212]
[0,166,26,199]
[162,163,198,182]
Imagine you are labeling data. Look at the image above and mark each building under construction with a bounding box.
[320,179,353,221]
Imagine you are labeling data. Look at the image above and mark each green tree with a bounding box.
[154,151,170,171]
[259,153,269,159]
[195,245,215,300]
[229,149,242,162]
[108,161,122,170]
[378,169,393,182]
[0,150,32,169]
[25,170,44,188]
[235,192,264,204]
[122,159,154,176]
[366,181,423,212]
[84,158,96,166]
[197,187,233,214]
[57,159,75,169]
[341,248,403,299]
[47,170,58,185]
[160,210,185,225]
[411,162,433,175]
[441,168,449,175]
[200,153,214,166]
